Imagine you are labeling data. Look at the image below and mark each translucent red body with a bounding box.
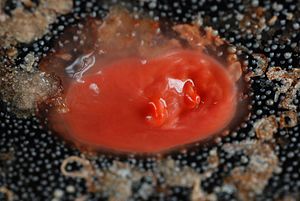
[51,50,237,153]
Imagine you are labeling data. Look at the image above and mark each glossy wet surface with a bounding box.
[0,0,299,201]
[51,50,236,153]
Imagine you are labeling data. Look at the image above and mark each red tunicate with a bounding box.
[50,50,237,153]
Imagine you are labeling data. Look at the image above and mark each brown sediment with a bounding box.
[0,0,7,22]
[172,24,225,49]
[61,155,144,199]
[60,156,98,193]
[0,0,73,47]
[207,148,219,169]
[239,6,267,36]
[74,195,88,201]
[249,107,298,199]
[0,52,62,116]
[276,195,298,201]
[247,57,299,142]
[95,7,180,57]
[5,47,18,59]
[254,115,278,141]
[253,111,298,145]
[60,140,280,201]
[0,0,73,116]
[266,66,300,111]
[21,0,37,8]
[268,16,278,26]
[0,187,14,201]
[61,155,220,201]
[190,178,217,201]
[0,152,14,162]
[223,140,279,201]
[60,139,282,201]
[246,53,269,78]
[279,110,298,128]
[60,156,93,178]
